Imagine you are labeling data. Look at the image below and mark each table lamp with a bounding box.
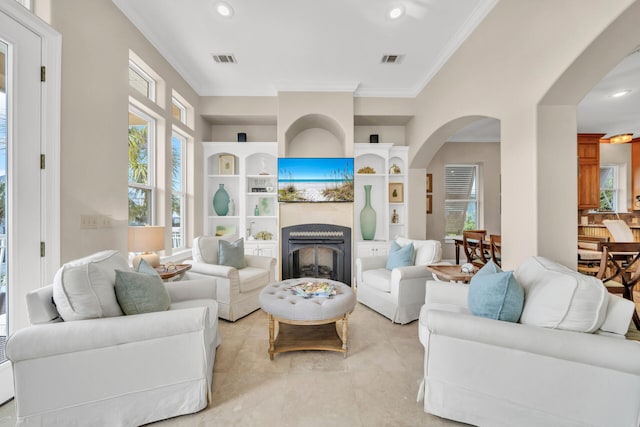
[128,226,165,268]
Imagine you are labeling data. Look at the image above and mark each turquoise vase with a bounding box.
[360,185,376,240]
[213,183,230,216]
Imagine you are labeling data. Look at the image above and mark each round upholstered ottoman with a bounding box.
[259,278,356,359]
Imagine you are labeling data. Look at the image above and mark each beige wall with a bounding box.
[407,0,638,269]
[33,0,640,271]
[426,142,501,260]
[36,0,202,263]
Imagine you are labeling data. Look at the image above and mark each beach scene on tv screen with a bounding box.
[278,158,354,202]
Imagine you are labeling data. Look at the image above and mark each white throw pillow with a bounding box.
[53,250,129,321]
[514,256,608,333]
[395,237,442,265]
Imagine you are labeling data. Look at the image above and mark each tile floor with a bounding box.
[0,303,465,427]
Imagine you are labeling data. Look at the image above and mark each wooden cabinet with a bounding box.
[577,134,601,210]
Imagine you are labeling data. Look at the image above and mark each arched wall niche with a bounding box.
[284,113,346,157]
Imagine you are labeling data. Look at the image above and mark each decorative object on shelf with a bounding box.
[389,182,404,203]
[357,166,376,174]
[213,183,230,216]
[392,209,399,224]
[258,197,273,215]
[215,225,237,236]
[426,173,433,193]
[360,185,376,240]
[369,134,379,144]
[228,198,235,216]
[254,204,260,216]
[218,154,235,175]
[389,164,401,174]
[255,230,273,240]
[237,132,247,142]
[426,194,432,214]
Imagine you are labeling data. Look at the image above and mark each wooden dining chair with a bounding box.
[489,234,501,267]
[596,241,640,329]
[462,230,489,267]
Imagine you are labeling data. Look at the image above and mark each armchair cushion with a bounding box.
[238,267,271,293]
[468,260,524,323]
[362,268,392,293]
[218,238,247,269]
[514,256,608,333]
[114,270,171,315]
[52,250,127,321]
[386,241,414,270]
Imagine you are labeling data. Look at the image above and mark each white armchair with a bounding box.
[356,238,442,324]
[185,235,276,321]
[6,250,220,426]
[418,257,640,427]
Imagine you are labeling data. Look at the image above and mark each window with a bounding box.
[171,97,187,125]
[128,106,156,225]
[171,131,186,248]
[129,59,156,102]
[444,165,479,236]
[599,165,618,212]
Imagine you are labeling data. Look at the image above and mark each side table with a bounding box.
[154,264,192,281]
[427,264,477,284]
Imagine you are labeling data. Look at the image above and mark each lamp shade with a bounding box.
[128,226,165,252]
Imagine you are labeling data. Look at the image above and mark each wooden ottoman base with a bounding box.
[267,313,349,360]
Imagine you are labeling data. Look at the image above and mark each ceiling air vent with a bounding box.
[381,54,403,64]
[212,54,237,64]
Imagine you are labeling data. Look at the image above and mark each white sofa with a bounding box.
[6,250,221,427]
[418,256,640,427]
[186,235,276,321]
[356,238,442,324]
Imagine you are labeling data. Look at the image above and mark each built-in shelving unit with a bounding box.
[353,143,408,258]
[202,142,279,257]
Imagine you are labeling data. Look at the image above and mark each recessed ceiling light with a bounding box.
[611,89,631,98]
[388,5,405,19]
[215,1,234,17]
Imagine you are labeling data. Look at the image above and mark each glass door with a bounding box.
[0,5,45,403]
[0,40,7,374]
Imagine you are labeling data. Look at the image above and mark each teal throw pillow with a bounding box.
[114,270,171,315]
[468,260,524,323]
[386,241,414,270]
[219,238,247,269]
[135,258,161,277]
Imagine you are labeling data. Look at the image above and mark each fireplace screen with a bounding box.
[281,224,352,285]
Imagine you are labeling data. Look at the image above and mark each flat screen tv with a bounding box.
[278,157,354,202]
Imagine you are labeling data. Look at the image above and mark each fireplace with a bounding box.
[281,224,352,286]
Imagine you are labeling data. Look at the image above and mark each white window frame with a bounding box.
[128,104,156,225]
[444,164,481,238]
[129,59,156,102]
[598,164,619,212]
[171,129,187,249]
[171,96,187,125]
